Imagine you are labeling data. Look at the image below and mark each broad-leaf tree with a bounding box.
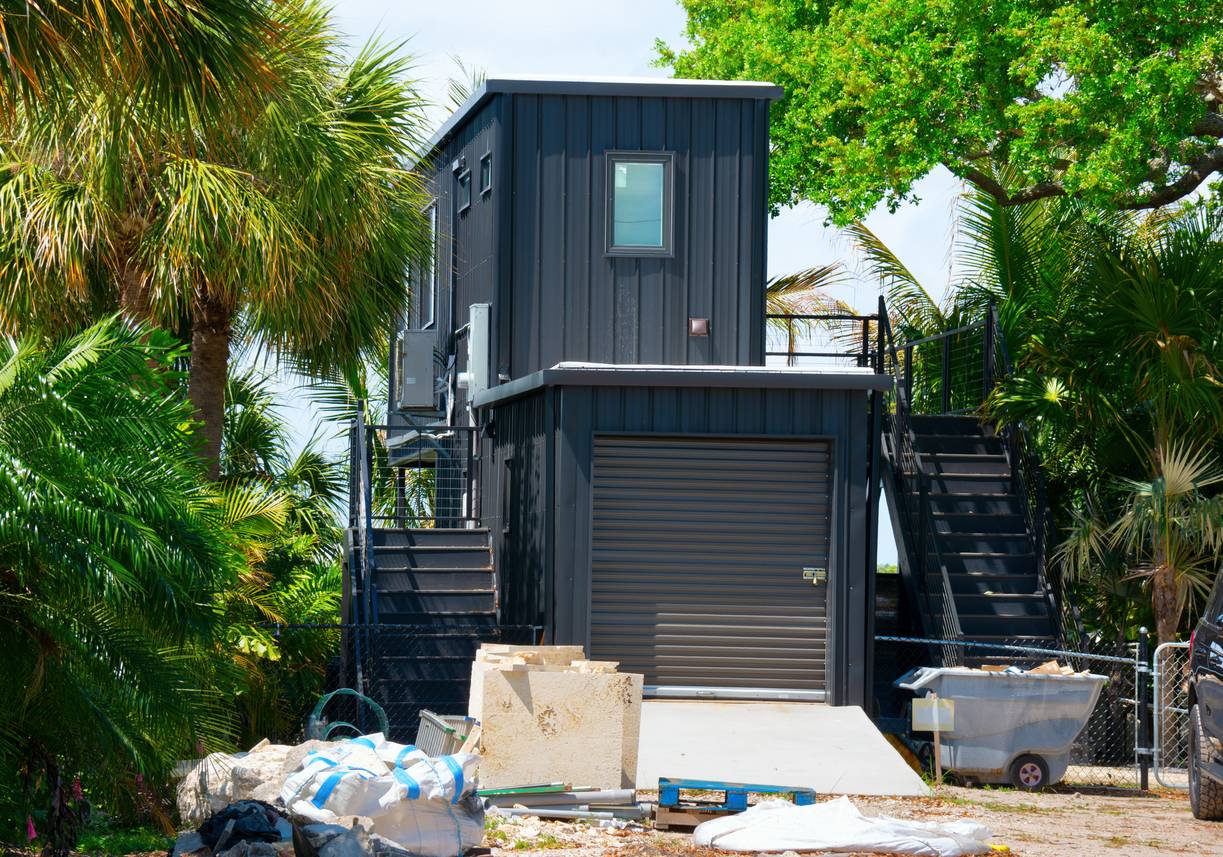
[659,0,1223,223]
[0,1,433,477]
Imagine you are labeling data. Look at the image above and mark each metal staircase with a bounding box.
[879,306,1073,658]
[341,409,504,737]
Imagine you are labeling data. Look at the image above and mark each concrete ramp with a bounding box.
[636,701,930,796]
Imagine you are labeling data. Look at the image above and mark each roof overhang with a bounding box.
[472,362,892,409]
[416,75,784,168]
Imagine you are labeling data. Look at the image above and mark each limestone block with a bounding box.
[473,668,642,790]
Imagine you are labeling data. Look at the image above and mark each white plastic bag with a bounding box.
[692,796,993,857]
[278,733,483,857]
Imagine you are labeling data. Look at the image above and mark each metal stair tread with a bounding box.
[374,567,494,575]
[372,544,490,552]
[382,526,491,531]
[934,526,1028,536]
[931,550,1035,558]
[958,592,1047,600]
[376,587,496,595]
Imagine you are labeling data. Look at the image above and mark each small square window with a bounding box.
[606,151,673,256]
[457,169,472,212]
[479,152,492,195]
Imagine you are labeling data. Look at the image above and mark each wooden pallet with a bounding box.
[653,777,816,830]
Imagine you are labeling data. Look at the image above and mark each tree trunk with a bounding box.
[1150,562,1180,645]
[188,293,232,480]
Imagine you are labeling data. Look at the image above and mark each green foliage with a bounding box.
[660,1,1223,223]
[0,1,281,118]
[1057,441,1223,642]
[865,184,1223,639]
[76,820,172,856]
[0,318,244,848]
[216,371,344,745]
[0,0,435,474]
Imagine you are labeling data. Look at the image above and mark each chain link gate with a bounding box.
[1153,641,1192,789]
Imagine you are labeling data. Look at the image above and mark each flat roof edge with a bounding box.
[417,75,783,167]
[472,366,892,408]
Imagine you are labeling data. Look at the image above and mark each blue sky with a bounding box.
[278,0,971,563]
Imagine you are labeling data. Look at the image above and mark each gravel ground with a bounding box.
[486,786,1223,856]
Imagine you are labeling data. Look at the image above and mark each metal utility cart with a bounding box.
[897,666,1107,789]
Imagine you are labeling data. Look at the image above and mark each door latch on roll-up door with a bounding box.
[802,567,828,585]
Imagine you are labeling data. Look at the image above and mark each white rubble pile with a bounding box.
[176,734,483,857]
[693,795,994,857]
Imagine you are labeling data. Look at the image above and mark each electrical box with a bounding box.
[458,303,491,398]
[396,329,438,411]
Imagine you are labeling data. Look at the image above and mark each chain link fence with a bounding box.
[262,623,538,744]
[874,635,1146,788]
[1153,641,1192,789]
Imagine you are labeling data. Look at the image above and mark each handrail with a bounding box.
[879,309,963,649]
[892,319,986,351]
[346,414,366,697]
[764,311,881,369]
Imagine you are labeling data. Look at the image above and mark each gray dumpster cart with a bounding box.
[897,667,1107,788]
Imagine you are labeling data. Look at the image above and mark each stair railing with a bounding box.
[880,311,964,651]
[986,305,1086,648]
[346,406,372,697]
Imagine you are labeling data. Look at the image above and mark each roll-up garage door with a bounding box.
[590,435,833,700]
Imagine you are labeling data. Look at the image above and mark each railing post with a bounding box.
[941,335,952,413]
[983,302,996,403]
[904,346,913,404]
[465,427,476,520]
[859,318,869,367]
[1137,627,1152,790]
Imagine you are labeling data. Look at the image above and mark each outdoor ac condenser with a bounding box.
[395,329,438,411]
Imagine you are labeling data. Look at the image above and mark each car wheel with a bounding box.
[1190,704,1223,820]
[1008,754,1049,790]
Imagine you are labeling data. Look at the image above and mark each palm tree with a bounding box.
[0,1,434,478]
[0,0,280,116]
[764,263,855,365]
[1058,442,1223,644]
[215,370,345,743]
[0,318,244,850]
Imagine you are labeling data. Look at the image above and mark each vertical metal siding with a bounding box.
[589,436,832,694]
[509,93,769,377]
[543,384,871,706]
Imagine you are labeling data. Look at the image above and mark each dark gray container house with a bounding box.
[350,77,887,725]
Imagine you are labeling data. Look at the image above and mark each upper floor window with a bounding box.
[410,202,437,329]
[457,168,472,213]
[480,152,493,195]
[606,151,673,256]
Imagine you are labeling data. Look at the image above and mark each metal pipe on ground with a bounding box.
[483,789,636,807]
[493,806,648,821]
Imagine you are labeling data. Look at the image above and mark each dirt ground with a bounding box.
[485,786,1223,857]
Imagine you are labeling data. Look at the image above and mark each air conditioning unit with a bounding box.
[395,329,439,412]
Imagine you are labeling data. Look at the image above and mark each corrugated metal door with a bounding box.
[590,435,832,700]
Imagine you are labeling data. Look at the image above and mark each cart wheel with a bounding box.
[1008,754,1049,790]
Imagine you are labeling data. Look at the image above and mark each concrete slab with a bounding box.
[636,701,930,797]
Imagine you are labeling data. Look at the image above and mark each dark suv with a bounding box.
[1189,571,1223,819]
